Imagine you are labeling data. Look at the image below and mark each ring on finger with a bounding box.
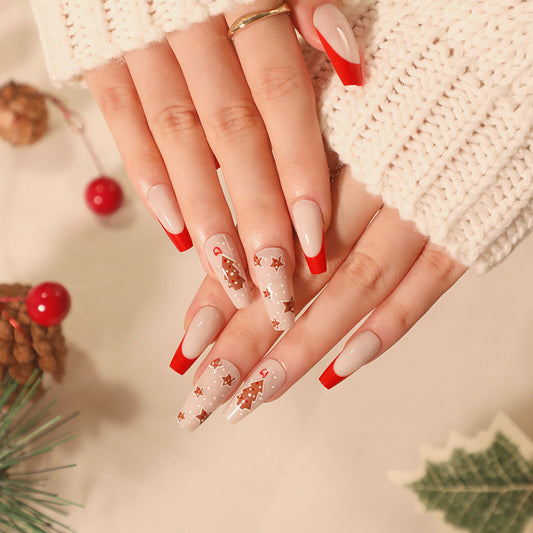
[227,2,292,41]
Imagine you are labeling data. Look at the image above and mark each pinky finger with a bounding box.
[319,243,468,389]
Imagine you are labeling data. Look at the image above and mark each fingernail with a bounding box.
[169,306,225,375]
[253,248,295,331]
[205,234,252,309]
[226,360,286,423]
[292,200,326,275]
[177,358,240,431]
[313,4,364,86]
[319,331,381,389]
[147,184,193,252]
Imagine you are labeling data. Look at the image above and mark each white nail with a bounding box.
[146,184,184,234]
[182,306,225,360]
[313,4,360,63]
[333,331,381,377]
[292,200,324,258]
[226,360,286,423]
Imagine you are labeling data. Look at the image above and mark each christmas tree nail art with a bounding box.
[205,234,252,309]
[177,358,241,431]
[253,248,295,331]
[226,360,286,423]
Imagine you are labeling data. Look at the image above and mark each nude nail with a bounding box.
[253,247,295,331]
[177,358,240,431]
[292,200,326,275]
[205,234,252,309]
[320,331,381,389]
[226,359,286,423]
[169,306,225,375]
[147,184,192,251]
[313,4,364,86]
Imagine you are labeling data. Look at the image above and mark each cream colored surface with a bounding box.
[2,2,533,532]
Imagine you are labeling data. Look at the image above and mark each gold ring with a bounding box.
[227,2,292,41]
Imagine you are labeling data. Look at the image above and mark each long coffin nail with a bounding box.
[253,248,295,331]
[313,4,364,86]
[292,200,326,275]
[147,184,193,252]
[226,360,286,423]
[169,306,225,375]
[177,358,240,431]
[320,331,381,389]
[205,234,252,309]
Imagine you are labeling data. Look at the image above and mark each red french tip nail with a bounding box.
[163,226,193,252]
[319,358,346,390]
[305,235,327,275]
[170,339,197,375]
[317,32,364,87]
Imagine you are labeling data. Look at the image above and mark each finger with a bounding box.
[175,169,384,430]
[225,207,427,422]
[320,243,467,388]
[192,166,380,380]
[168,17,296,330]
[124,42,253,310]
[84,62,193,252]
[169,275,238,375]
[289,0,364,86]
[226,0,331,273]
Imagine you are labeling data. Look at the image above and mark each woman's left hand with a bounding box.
[171,165,467,430]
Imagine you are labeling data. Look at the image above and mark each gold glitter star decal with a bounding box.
[195,409,210,424]
[177,412,186,423]
[193,386,204,398]
[210,358,222,370]
[221,373,235,387]
[282,297,295,314]
[253,254,263,267]
[262,288,271,299]
[270,256,284,271]
[271,318,280,329]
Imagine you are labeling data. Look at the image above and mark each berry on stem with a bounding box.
[26,282,71,327]
[85,176,123,215]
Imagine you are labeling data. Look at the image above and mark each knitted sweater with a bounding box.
[30,0,533,272]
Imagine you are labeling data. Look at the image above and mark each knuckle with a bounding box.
[420,248,460,283]
[209,104,262,140]
[341,252,385,294]
[98,85,139,113]
[255,66,302,102]
[152,104,201,139]
[386,299,415,333]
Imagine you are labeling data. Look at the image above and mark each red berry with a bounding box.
[85,176,123,215]
[26,282,71,327]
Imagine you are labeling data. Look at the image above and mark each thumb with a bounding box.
[290,0,364,86]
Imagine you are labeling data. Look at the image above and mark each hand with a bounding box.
[171,165,467,430]
[83,0,363,328]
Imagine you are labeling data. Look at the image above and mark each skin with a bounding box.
[84,0,336,302]
[179,165,467,422]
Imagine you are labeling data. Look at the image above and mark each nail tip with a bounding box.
[169,341,196,375]
[305,238,327,275]
[319,364,345,390]
[165,227,193,252]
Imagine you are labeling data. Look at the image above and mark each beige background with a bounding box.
[1,1,533,531]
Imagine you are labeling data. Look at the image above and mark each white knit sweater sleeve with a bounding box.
[30,0,533,272]
[29,0,257,84]
[305,0,533,272]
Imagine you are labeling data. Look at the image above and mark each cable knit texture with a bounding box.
[30,0,257,84]
[30,0,533,272]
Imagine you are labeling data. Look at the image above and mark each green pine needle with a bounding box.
[0,371,80,532]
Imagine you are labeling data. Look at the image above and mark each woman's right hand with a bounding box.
[84,0,363,329]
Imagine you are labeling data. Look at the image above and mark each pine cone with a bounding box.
[0,284,67,396]
[0,81,48,146]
